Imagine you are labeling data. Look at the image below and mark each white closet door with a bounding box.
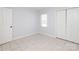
[0,8,4,44]
[67,8,79,43]
[56,10,66,39]
[0,8,12,44]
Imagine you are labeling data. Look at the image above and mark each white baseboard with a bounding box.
[39,32,56,38]
[13,32,56,40]
[0,32,56,45]
[0,32,39,45]
[13,32,38,40]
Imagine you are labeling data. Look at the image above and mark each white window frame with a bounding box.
[41,14,47,27]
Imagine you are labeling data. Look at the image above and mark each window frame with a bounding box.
[41,14,47,27]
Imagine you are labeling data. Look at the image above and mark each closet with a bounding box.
[56,10,66,39]
[67,8,79,43]
[0,8,12,44]
[56,8,79,43]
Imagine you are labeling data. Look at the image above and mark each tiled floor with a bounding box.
[0,33,79,51]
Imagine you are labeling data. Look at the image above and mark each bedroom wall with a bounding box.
[12,7,69,39]
[39,8,56,37]
[39,8,69,37]
[13,8,40,39]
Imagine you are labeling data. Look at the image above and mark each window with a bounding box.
[41,14,47,27]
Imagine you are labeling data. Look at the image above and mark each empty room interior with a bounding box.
[0,7,79,51]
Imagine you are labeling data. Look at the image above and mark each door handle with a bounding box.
[10,26,12,28]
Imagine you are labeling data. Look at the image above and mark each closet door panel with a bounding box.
[0,8,4,44]
[67,8,79,43]
[0,8,12,44]
[56,10,66,39]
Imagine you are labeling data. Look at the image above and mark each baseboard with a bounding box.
[39,32,56,38]
[0,32,39,46]
[0,39,12,46]
[1,32,54,46]
[13,32,38,40]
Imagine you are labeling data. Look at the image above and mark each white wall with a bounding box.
[12,7,70,39]
[40,8,56,37]
[13,8,40,39]
[39,8,69,37]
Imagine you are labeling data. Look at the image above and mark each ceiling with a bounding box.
[32,7,71,11]
[6,7,72,11]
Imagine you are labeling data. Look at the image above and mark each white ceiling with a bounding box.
[6,7,72,11]
[32,7,71,11]
[32,7,49,10]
